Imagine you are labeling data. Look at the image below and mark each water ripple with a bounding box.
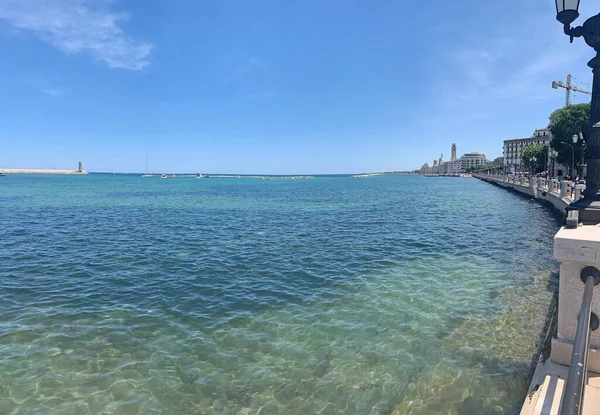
[0,175,559,414]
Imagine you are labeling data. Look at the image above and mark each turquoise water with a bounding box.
[0,174,560,415]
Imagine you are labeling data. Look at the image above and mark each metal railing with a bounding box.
[560,266,600,415]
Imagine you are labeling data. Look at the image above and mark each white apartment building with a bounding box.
[459,152,487,172]
[503,128,552,173]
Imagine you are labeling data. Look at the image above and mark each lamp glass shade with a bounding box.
[556,0,580,25]
[555,0,580,13]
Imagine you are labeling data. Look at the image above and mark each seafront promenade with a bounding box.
[475,173,600,415]
[473,173,583,215]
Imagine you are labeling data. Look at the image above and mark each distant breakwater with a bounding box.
[0,168,88,175]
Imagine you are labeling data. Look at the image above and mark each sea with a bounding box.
[0,174,561,415]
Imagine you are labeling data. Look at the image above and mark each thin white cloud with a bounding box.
[442,27,589,108]
[247,91,273,99]
[235,57,266,74]
[40,88,66,96]
[18,75,67,96]
[0,0,152,70]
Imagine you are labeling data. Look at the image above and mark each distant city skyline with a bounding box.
[0,0,595,174]
[419,142,489,175]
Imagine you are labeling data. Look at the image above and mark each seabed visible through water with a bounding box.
[0,174,561,414]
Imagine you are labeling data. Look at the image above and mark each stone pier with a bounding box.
[0,168,88,175]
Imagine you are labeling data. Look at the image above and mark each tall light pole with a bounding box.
[539,148,548,179]
[575,131,586,179]
[556,1,600,223]
[551,149,559,178]
[568,135,577,179]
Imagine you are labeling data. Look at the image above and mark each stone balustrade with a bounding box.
[473,174,580,215]
[575,184,585,201]
[538,177,548,191]
[560,181,573,199]
[550,179,559,194]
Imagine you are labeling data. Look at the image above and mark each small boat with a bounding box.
[196,172,202,179]
[171,175,176,178]
[0,173,5,176]
[142,156,152,177]
[161,174,167,179]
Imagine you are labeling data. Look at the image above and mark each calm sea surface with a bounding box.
[0,174,560,415]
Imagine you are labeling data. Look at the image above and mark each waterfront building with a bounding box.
[445,143,460,174]
[445,160,459,175]
[421,143,490,175]
[503,128,552,174]
[459,152,487,172]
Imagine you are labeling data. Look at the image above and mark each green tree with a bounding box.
[467,164,502,173]
[549,103,590,177]
[522,144,548,174]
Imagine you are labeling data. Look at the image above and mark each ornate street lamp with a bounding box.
[556,1,600,223]
[574,131,586,179]
[556,1,580,29]
[572,133,581,178]
[566,134,578,179]
[539,149,548,179]
[551,149,559,178]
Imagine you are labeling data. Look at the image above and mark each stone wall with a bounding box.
[474,174,578,216]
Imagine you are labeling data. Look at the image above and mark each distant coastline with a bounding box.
[84,171,417,177]
[0,168,88,175]
[351,173,379,178]
[0,169,416,177]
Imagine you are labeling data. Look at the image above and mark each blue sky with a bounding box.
[0,0,596,174]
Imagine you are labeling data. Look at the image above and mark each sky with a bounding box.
[0,0,596,174]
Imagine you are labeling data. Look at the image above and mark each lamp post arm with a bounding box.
[564,24,584,43]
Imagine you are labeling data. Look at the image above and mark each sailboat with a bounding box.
[141,156,153,177]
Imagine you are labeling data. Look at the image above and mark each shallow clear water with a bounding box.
[0,174,560,414]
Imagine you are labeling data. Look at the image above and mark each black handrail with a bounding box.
[560,267,600,415]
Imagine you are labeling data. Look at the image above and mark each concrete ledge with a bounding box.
[554,226,600,263]
[520,359,600,415]
[554,226,600,346]
[551,337,600,374]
